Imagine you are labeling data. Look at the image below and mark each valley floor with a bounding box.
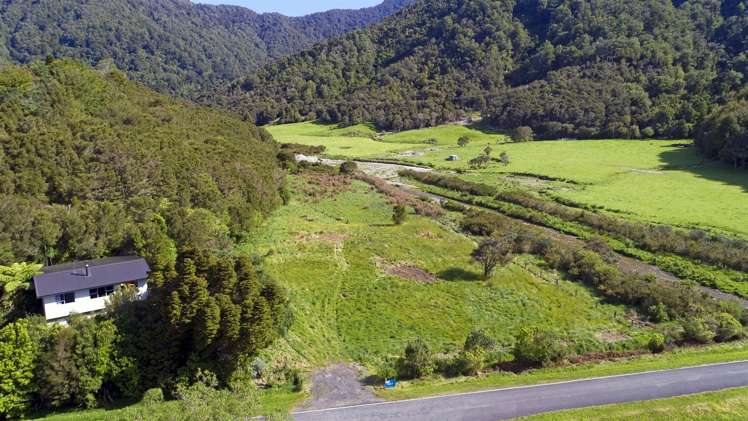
[268,122,748,237]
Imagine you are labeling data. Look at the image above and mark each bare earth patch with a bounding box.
[596,330,630,343]
[373,257,439,283]
[296,364,382,411]
[296,232,348,246]
[386,264,438,283]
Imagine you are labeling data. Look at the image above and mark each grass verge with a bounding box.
[518,385,748,420]
[377,341,748,400]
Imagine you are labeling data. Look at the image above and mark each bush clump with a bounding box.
[513,327,567,367]
[682,318,717,344]
[141,388,164,404]
[647,333,666,353]
[396,340,435,379]
[715,313,743,342]
[340,161,359,175]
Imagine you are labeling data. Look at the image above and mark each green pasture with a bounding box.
[268,122,748,236]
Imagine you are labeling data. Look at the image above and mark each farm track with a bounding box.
[296,155,748,309]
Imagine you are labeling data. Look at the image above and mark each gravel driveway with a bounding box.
[296,364,383,411]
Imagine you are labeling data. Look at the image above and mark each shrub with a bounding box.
[682,318,716,344]
[648,333,666,353]
[396,340,435,379]
[512,126,534,142]
[448,349,486,377]
[392,205,407,225]
[513,327,567,367]
[464,329,497,352]
[647,302,669,323]
[715,313,743,342]
[339,161,358,175]
[377,359,397,380]
[141,388,164,405]
[442,200,467,212]
[289,369,304,392]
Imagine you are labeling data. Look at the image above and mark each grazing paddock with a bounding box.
[268,122,748,236]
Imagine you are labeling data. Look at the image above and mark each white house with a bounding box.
[33,256,150,323]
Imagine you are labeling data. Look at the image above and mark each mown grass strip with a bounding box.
[517,385,748,420]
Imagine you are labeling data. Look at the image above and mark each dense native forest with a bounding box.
[0,0,414,98]
[0,60,291,416]
[0,59,284,266]
[227,0,748,144]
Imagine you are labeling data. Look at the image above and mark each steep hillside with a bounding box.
[0,0,414,97]
[227,0,748,139]
[0,59,283,265]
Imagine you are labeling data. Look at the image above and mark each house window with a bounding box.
[55,292,75,304]
[89,286,115,299]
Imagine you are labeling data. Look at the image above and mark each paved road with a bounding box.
[292,360,748,420]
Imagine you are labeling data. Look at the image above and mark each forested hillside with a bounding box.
[0,0,414,97]
[228,0,748,139]
[0,59,284,266]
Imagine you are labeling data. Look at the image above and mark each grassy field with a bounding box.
[268,122,748,236]
[518,386,748,420]
[244,175,648,369]
[267,122,418,157]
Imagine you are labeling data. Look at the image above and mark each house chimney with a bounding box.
[85,264,90,277]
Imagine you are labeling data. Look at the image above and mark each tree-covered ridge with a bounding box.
[0,0,415,98]
[228,0,748,139]
[0,59,284,266]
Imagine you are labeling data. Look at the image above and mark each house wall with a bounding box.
[42,279,148,322]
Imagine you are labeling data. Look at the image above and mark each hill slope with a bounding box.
[227,0,748,138]
[0,60,283,265]
[0,0,414,97]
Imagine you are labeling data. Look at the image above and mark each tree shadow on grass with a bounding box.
[466,121,510,137]
[438,267,482,282]
[659,144,748,193]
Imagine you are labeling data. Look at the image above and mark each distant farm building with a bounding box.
[447,155,460,161]
[33,256,150,323]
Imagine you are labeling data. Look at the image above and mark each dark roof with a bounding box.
[33,256,150,298]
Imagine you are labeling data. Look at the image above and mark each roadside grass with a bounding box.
[268,122,748,236]
[244,176,647,369]
[517,385,748,420]
[378,341,748,401]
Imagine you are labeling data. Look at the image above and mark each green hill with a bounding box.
[0,59,283,265]
[228,0,748,139]
[0,0,414,97]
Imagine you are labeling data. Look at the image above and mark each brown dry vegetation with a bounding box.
[355,174,443,217]
[301,173,353,201]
